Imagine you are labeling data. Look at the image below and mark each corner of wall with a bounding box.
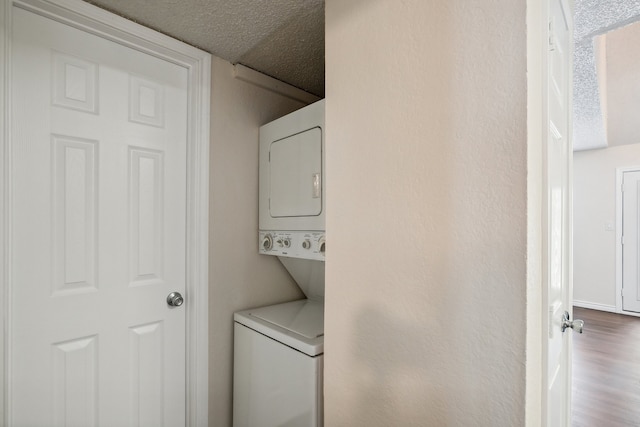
[207,55,310,426]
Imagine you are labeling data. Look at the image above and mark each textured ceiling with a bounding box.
[83,0,325,96]
[82,0,635,144]
[574,0,640,150]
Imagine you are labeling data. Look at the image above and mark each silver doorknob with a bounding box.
[167,292,184,307]
[561,311,584,333]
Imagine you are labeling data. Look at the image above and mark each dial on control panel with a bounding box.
[262,234,273,251]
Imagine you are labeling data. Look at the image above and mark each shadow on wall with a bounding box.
[352,305,451,424]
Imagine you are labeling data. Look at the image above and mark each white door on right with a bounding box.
[621,170,640,312]
[545,0,576,425]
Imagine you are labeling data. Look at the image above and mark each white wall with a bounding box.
[208,56,307,426]
[573,144,640,310]
[325,1,527,425]
[606,21,640,148]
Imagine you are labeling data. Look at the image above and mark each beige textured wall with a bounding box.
[324,1,528,425]
[208,56,306,426]
[606,22,640,148]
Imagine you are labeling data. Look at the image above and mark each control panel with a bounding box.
[259,231,325,261]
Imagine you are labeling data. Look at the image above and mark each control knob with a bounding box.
[261,234,273,251]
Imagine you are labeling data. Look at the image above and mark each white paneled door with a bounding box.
[545,0,574,425]
[621,170,640,312]
[11,6,188,426]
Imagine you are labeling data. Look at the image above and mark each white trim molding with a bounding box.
[572,300,616,313]
[233,64,320,104]
[0,1,10,424]
[0,0,210,425]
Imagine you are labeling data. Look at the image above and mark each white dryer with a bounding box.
[233,299,324,427]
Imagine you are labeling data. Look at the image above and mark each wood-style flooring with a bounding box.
[572,307,640,427]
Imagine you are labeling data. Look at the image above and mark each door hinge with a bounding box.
[622,235,625,245]
[549,20,556,51]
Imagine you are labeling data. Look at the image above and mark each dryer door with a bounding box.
[258,99,325,232]
[269,127,322,218]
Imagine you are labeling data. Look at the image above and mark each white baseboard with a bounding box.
[572,300,617,313]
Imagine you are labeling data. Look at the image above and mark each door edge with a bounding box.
[526,0,575,425]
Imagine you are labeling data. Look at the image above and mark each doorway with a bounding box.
[571,5,640,426]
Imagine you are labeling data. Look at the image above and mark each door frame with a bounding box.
[615,166,640,317]
[0,0,211,425]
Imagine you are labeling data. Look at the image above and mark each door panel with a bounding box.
[11,7,187,426]
[545,0,573,425]
[621,170,640,312]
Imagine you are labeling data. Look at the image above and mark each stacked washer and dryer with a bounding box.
[233,100,326,427]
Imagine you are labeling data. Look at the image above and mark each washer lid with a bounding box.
[251,299,324,339]
[234,299,324,356]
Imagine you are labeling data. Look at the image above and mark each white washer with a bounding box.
[233,299,324,427]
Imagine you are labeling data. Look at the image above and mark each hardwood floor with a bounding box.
[572,307,640,427]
